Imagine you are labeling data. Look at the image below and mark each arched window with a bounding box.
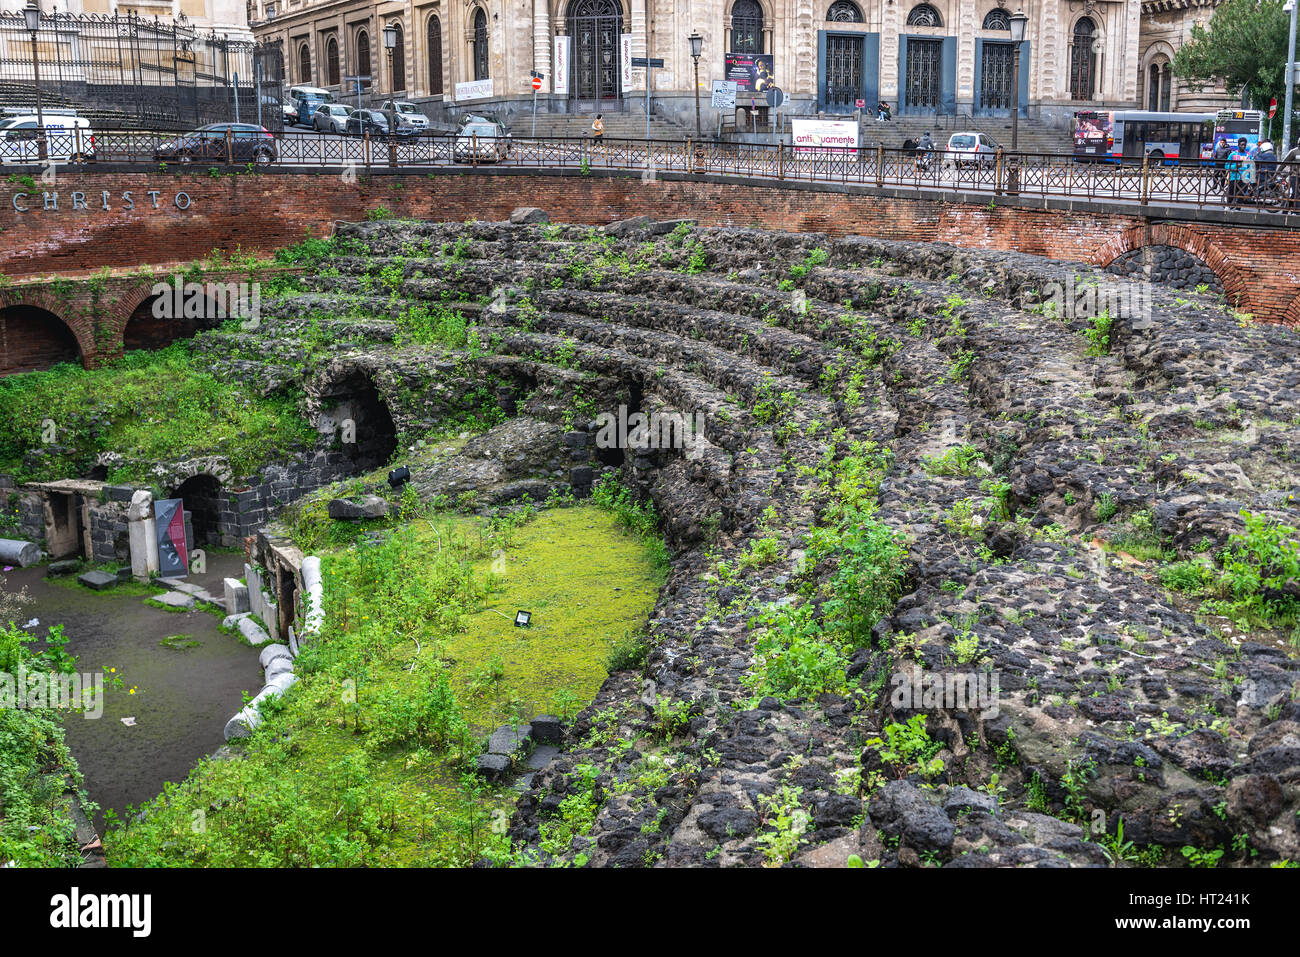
[473,8,489,80]
[326,36,339,86]
[730,0,764,54]
[1160,62,1171,111]
[1147,62,1160,111]
[427,16,443,94]
[357,30,370,80]
[298,42,310,83]
[1070,17,1096,100]
[906,4,943,27]
[827,1,863,22]
[982,7,1011,31]
[390,23,405,91]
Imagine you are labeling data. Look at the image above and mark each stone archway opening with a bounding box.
[1104,244,1224,294]
[169,473,224,547]
[318,372,399,473]
[123,292,228,352]
[0,305,81,375]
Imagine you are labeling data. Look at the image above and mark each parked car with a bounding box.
[345,109,397,138]
[313,103,352,134]
[452,120,512,163]
[381,100,430,133]
[0,111,94,164]
[946,131,1000,167]
[153,123,277,165]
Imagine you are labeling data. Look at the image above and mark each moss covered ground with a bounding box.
[104,502,664,867]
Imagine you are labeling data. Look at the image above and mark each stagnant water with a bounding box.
[1,553,261,832]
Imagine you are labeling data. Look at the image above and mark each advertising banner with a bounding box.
[554,35,570,95]
[620,34,633,89]
[454,78,494,102]
[791,117,859,156]
[724,53,775,95]
[154,498,188,578]
[1073,110,1111,158]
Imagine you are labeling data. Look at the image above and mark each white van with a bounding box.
[0,111,95,164]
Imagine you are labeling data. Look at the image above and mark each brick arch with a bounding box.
[0,289,93,366]
[1282,290,1300,329]
[110,278,181,355]
[1091,224,1248,311]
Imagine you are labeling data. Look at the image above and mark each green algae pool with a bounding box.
[105,503,664,867]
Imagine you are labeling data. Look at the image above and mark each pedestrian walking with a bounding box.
[591,113,604,144]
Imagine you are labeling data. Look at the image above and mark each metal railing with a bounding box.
[3,126,1298,219]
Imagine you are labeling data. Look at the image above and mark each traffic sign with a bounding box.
[532,75,543,91]
[855,98,865,109]
[631,56,665,68]
[711,80,737,110]
[766,87,785,108]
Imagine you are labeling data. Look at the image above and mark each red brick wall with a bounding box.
[2,170,1298,325]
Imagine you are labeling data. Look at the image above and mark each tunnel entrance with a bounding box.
[0,305,81,375]
[170,474,224,547]
[320,372,399,473]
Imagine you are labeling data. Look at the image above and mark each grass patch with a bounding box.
[104,505,662,867]
[0,344,314,485]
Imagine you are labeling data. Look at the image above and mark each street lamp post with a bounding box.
[382,24,397,93]
[688,31,703,138]
[24,0,46,162]
[1008,8,1027,154]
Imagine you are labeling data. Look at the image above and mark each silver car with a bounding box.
[453,121,512,163]
[313,103,352,134]
[381,100,430,132]
[946,131,1001,167]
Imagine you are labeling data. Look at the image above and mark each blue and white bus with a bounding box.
[1075,110,1215,163]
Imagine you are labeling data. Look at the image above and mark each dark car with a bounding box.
[154,123,277,165]
[345,109,398,138]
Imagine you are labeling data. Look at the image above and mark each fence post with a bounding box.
[364,128,371,170]
[995,148,1004,195]
[687,137,693,174]
[225,127,233,165]
[876,144,884,187]
[778,141,784,180]
[1141,152,1150,206]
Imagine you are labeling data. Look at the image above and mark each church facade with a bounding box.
[249,0,1236,129]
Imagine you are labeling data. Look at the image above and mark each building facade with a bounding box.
[250,0,1237,128]
[0,0,251,38]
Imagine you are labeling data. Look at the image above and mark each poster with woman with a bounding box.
[724,53,776,94]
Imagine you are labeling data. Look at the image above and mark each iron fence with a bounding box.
[3,127,1298,219]
[0,12,284,130]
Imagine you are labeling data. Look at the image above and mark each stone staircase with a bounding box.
[521,110,691,141]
